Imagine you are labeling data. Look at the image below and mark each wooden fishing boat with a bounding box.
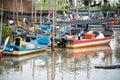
[3,35,50,56]
[56,27,114,49]
[66,35,113,49]
[55,19,115,49]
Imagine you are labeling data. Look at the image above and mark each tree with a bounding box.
[82,0,93,10]
[103,0,108,5]
[43,0,46,4]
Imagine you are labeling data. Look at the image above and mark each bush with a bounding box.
[2,25,16,43]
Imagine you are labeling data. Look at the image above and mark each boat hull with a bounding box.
[4,47,47,56]
[56,36,113,49]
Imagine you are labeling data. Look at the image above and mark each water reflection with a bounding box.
[54,45,112,72]
[114,29,120,62]
[0,29,120,80]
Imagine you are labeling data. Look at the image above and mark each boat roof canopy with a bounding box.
[71,11,102,15]
[57,18,116,25]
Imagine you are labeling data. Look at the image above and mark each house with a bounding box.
[0,0,32,12]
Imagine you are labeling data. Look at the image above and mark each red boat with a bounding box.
[56,29,114,49]
[55,19,115,49]
[66,35,113,49]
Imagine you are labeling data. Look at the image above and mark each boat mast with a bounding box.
[0,3,3,45]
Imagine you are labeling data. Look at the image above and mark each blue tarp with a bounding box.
[30,35,50,45]
[39,25,50,30]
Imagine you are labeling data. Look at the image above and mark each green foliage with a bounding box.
[101,3,118,12]
[57,10,63,14]
[101,4,108,11]
[62,4,71,9]
[83,0,89,6]
[82,0,93,6]
[2,25,16,43]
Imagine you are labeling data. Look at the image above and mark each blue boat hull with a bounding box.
[4,36,50,55]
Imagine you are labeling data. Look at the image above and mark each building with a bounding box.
[0,0,35,23]
[0,0,32,12]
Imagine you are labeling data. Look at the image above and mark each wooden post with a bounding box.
[118,1,120,17]
[13,0,15,21]
[88,1,90,19]
[0,4,3,44]
[40,1,42,26]
[48,0,51,22]
[34,0,37,23]
[51,0,56,51]
[15,0,18,24]
[34,0,37,39]
[31,0,33,23]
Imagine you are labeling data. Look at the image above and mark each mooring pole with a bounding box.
[51,0,56,51]
[0,3,3,45]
